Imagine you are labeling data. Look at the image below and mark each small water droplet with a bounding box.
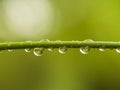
[83,39,94,42]
[25,48,31,52]
[116,48,120,53]
[99,46,105,51]
[26,40,32,45]
[33,47,44,56]
[8,49,13,52]
[80,46,90,54]
[58,46,67,54]
[40,39,50,42]
[48,47,54,52]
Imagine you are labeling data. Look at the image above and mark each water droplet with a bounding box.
[26,40,32,45]
[25,48,31,52]
[80,46,90,54]
[83,39,94,42]
[99,46,105,51]
[58,46,67,54]
[116,48,120,53]
[33,47,44,56]
[48,47,54,52]
[8,49,13,52]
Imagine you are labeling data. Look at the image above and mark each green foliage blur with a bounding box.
[0,0,120,90]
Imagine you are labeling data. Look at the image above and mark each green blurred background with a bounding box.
[0,0,120,90]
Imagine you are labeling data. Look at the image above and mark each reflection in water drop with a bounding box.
[116,48,120,53]
[80,46,90,54]
[25,48,31,52]
[33,47,44,56]
[58,46,67,54]
[99,46,105,51]
[48,47,54,52]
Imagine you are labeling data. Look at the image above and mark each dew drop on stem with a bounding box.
[40,39,50,42]
[26,40,32,45]
[80,46,90,54]
[116,48,120,53]
[25,48,31,52]
[79,39,93,54]
[99,46,105,51]
[58,46,67,54]
[48,47,54,52]
[33,47,44,56]
[83,39,94,42]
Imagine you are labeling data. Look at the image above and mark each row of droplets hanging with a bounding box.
[24,39,120,56]
[25,46,120,56]
[25,39,68,56]
[31,39,74,56]
[6,39,120,56]
[24,46,67,56]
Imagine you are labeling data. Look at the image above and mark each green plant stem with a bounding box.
[0,41,120,50]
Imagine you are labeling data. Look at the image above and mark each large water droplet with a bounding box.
[99,46,105,51]
[116,48,120,53]
[58,46,67,54]
[25,48,31,52]
[48,47,54,52]
[80,46,90,54]
[33,47,44,56]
